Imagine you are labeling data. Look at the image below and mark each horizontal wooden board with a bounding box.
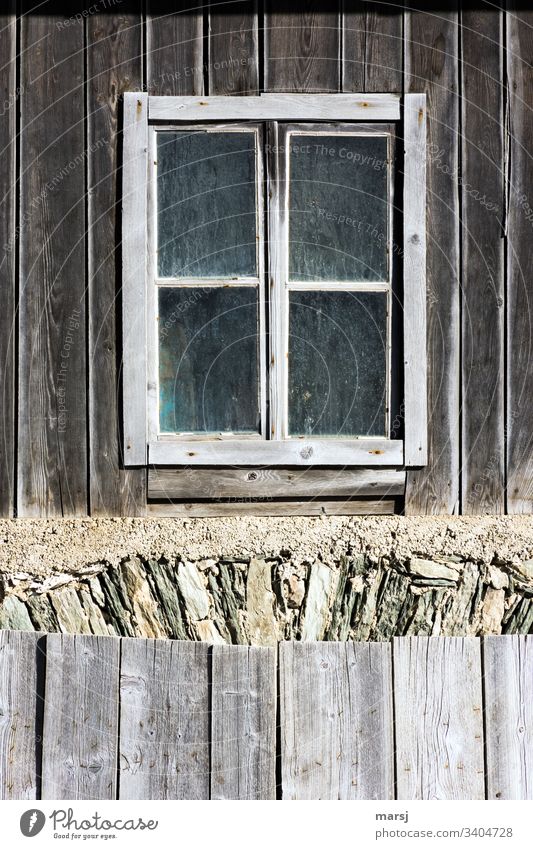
[147,499,395,517]
[148,93,400,121]
[149,467,405,499]
[149,438,403,466]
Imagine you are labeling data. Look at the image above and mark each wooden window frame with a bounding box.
[147,122,267,444]
[122,92,426,470]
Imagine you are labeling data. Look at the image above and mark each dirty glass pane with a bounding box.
[157,131,257,278]
[289,134,389,282]
[288,291,387,436]
[158,287,260,433]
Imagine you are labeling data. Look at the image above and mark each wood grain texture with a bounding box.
[404,5,461,514]
[280,641,394,799]
[147,499,395,517]
[149,437,403,465]
[209,1,259,95]
[42,634,120,800]
[147,0,204,96]
[211,645,276,799]
[265,0,341,92]
[484,635,533,799]
[393,636,484,800]
[0,5,16,517]
[119,639,210,799]
[149,93,400,121]
[0,631,45,800]
[19,6,87,516]
[87,9,146,514]
[506,5,533,513]
[343,2,402,93]
[148,467,405,499]
[403,94,428,466]
[461,5,505,514]
[122,93,148,466]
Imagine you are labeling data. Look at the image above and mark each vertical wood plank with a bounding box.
[0,631,45,800]
[265,0,341,92]
[211,645,276,800]
[484,636,533,799]
[403,93,428,466]
[42,634,120,800]
[87,8,146,513]
[122,92,148,466]
[0,4,16,517]
[119,639,210,799]
[208,1,259,95]
[393,637,484,799]
[280,641,394,800]
[343,3,403,93]
[147,1,204,96]
[461,4,505,514]
[341,4,365,92]
[506,4,533,513]
[404,5,461,514]
[19,5,87,516]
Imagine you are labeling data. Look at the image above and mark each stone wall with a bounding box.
[1,516,532,643]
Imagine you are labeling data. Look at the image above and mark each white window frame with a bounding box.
[122,92,426,469]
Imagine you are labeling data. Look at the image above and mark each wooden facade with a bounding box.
[1,630,532,800]
[0,1,531,517]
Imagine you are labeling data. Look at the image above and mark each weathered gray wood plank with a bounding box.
[122,92,148,466]
[393,636,484,799]
[87,8,146,514]
[280,641,394,799]
[147,499,395,517]
[0,631,45,800]
[19,6,87,515]
[506,4,533,513]
[0,4,16,517]
[148,467,405,500]
[119,639,210,799]
[404,5,460,514]
[211,645,276,799]
[149,436,403,465]
[149,93,400,121]
[42,634,120,800]
[209,1,258,95]
[403,93,428,467]
[461,4,505,514]
[484,635,533,799]
[147,1,204,96]
[265,1,341,92]
[343,3,402,93]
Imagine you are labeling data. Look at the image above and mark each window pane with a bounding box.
[157,132,257,278]
[289,134,389,282]
[158,287,260,433]
[288,291,387,436]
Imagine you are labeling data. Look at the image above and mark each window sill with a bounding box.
[147,438,404,466]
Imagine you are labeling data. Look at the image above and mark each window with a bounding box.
[122,94,427,470]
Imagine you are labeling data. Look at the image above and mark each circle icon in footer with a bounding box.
[20,810,46,837]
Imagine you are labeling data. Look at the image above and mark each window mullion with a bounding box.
[267,120,287,441]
